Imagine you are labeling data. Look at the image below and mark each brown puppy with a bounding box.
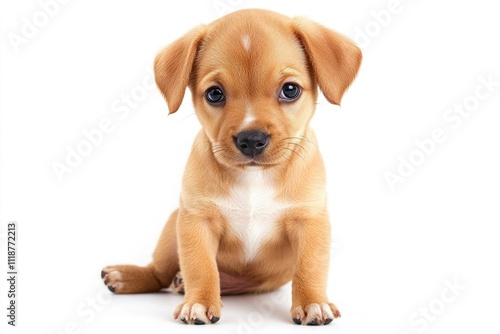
[102,8,361,325]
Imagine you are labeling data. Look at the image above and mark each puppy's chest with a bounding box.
[214,173,289,262]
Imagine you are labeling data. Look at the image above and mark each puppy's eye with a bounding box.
[279,83,301,101]
[205,87,225,104]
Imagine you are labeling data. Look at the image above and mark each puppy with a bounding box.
[102,8,361,325]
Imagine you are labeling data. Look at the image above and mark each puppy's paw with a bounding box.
[291,302,341,325]
[173,301,221,325]
[170,271,185,295]
[101,265,162,294]
[101,266,125,293]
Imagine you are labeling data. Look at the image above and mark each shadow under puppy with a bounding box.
[102,8,361,326]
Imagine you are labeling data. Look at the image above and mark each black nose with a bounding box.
[234,131,270,158]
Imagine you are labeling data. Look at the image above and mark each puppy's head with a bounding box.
[154,9,361,169]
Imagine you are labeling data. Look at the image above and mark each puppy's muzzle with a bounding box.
[234,131,269,158]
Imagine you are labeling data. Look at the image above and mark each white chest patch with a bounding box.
[214,170,288,262]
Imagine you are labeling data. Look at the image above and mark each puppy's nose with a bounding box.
[234,131,270,158]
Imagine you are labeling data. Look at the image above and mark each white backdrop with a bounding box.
[1,0,499,333]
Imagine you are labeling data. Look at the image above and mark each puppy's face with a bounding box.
[154,9,362,169]
[192,23,315,168]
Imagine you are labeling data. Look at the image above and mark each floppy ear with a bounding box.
[154,25,205,114]
[293,17,362,105]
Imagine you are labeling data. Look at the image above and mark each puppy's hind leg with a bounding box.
[102,209,180,294]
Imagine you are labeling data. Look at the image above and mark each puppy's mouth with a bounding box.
[236,154,288,169]
[214,149,279,169]
[241,160,274,168]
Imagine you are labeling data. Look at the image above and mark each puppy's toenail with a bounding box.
[210,316,220,324]
[180,318,187,324]
[193,318,206,325]
[108,285,116,293]
[101,270,106,278]
[324,318,333,325]
[293,318,301,325]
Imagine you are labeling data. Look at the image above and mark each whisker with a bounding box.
[283,147,304,161]
[283,136,319,148]
[287,142,306,152]
[213,147,224,151]
[181,113,197,122]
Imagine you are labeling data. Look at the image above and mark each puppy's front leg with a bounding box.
[288,211,341,325]
[173,207,222,325]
